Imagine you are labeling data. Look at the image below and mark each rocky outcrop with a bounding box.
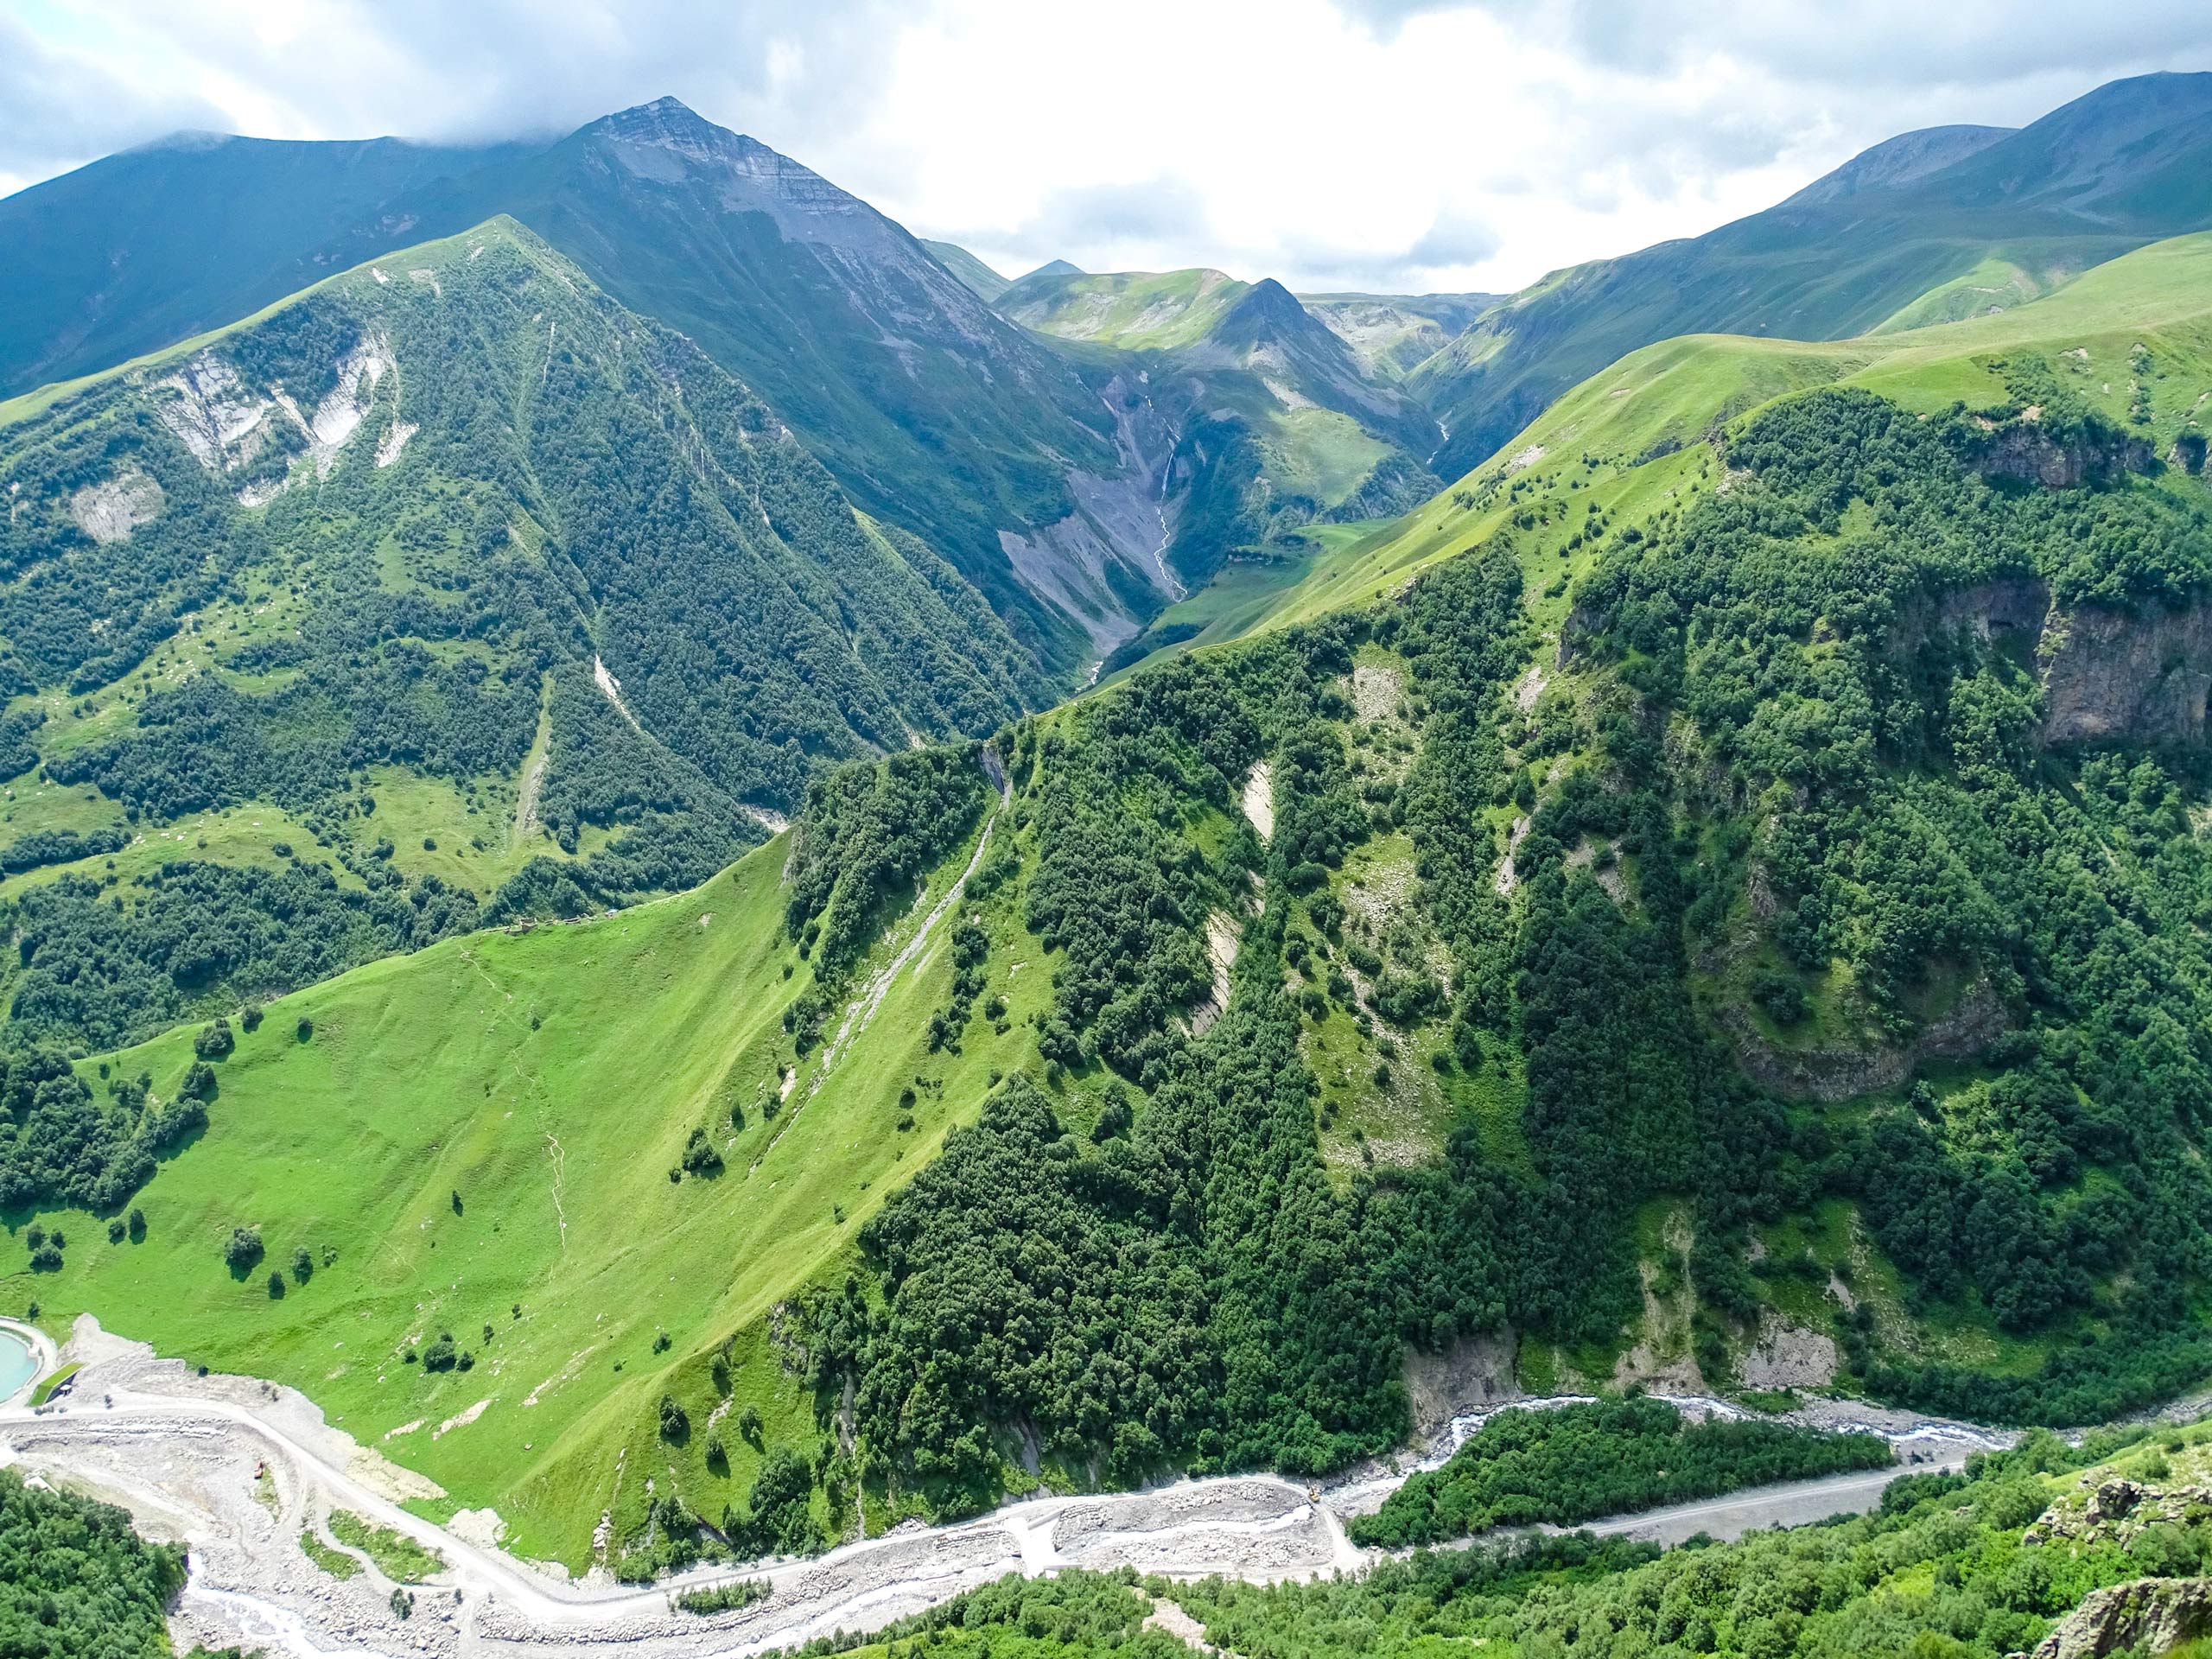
[2030,1578,2212,1659]
[69,469,163,543]
[2040,601,2212,746]
[1725,979,2008,1103]
[1897,575,2212,748]
[2024,1458,2212,1550]
[1970,421,2152,488]
[1402,1332,1521,1437]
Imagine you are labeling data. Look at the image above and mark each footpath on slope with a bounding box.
[0,1317,2037,1659]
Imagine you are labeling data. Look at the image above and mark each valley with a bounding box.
[3,1320,2012,1659]
[3,51,2212,1659]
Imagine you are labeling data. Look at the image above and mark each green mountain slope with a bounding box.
[921,239,1013,303]
[996,266,1260,350]
[0,103,1176,678]
[16,226,2212,1565]
[2,753,1043,1567]
[1298,290,1501,382]
[0,131,530,399]
[1412,72,2212,479]
[995,268,1445,601]
[1118,231,2212,672]
[423,102,1158,668]
[0,217,1039,1052]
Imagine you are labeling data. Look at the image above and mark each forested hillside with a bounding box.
[0,216,1034,1054]
[9,205,2212,1586]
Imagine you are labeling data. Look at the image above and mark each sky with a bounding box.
[6,0,2211,295]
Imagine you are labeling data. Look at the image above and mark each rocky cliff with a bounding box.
[2031,1578,2212,1659]
[1900,575,2212,747]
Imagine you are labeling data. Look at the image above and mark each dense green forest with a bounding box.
[0,1469,187,1659]
[1349,1399,1892,1549]
[770,365,2212,1527]
[777,1566,1191,1658]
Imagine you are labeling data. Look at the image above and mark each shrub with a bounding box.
[681,1128,723,1176]
[292,1248,314,1284]
[193,1018,235,1061]
[659,1395,690,1441]
[224,1227,264,1272]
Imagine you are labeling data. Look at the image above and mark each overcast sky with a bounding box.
[7,0,2210,294]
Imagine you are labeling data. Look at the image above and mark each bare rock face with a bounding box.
[1402,1331,1521,1437]
[2040,601,2212,746]
[2031,1577,2212,1659]
[1724,978,2008,1103]
[1971,422,2152,489]
[1897,575,2212,748]
[69,468,164,543]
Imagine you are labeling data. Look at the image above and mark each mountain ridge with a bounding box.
[1410,70,2212,477]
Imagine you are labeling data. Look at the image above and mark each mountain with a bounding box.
[921,238,1013,302]
[1411,71,2212,478]
[0,102,1179,675]
[1297,290,1500,381]
[21,232,2212,1574]
[993,266,1445,594]
[0,217,1042,1052]
[0,130,529,397]
[1020,257,1084,280]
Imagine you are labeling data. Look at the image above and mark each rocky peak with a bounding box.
[581,99,876,246]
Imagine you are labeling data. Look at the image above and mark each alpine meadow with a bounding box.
[4,28,2212,1659]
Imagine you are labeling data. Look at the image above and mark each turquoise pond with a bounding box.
[0,1327,35,1399]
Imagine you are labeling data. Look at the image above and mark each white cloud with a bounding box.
[3,0,2208,292]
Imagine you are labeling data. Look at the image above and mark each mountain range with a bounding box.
[1412,70,2212,476]
[4,65,2212,1601]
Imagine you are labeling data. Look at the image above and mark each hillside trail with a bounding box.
[752,758,1012,1173]
[2,1321,2024,1659]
